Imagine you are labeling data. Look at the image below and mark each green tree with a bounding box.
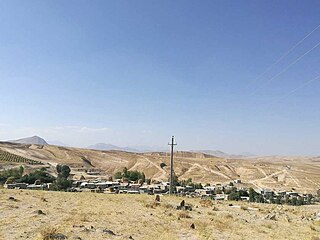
[248,188,256,202]
[291,197,297,206]
[297,196,304,206]
[56,165,71,178]
[17,169,55,184]
[114,171,122,179]
[306,194,313,205]
[114,168,146,182]
[0,166,25,183]
[160,162,167,168]
[52,177,72,191]
[275,196,282,204]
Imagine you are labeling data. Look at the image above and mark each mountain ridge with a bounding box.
[9,136,48,145]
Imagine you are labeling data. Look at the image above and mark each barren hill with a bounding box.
[9,136,48,145]
[0,142,320,193]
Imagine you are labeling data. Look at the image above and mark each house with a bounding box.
[176,186,186,193]
[240,196,250,202]
[195,189,214,198]
[130,183,141,191]
[80,182,96,189]
[4,183,16,189]
[127,190,140,194]
[214,194,228,200]
[27,184,44,190]
[95,181,119,190]
[15,183,28,189]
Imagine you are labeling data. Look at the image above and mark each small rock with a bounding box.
[35,210,45,215]
[263,214,277,221]
[155,195,160,202]
[129,236,134,240]
[48,233,68,239]
[103,229,116,235]
[190,223,195,229]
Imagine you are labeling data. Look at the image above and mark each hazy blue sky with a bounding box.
[0,1,320,155]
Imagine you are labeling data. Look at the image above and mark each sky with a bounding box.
[0,0,320,155]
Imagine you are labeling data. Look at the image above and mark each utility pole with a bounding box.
[168,136,177,195]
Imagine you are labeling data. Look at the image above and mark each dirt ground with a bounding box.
[0,189,320,240]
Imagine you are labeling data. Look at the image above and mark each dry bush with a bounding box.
[240,205,248,211]
[212,206,219,211]
[38,227,58,240]
[224,213,233,219]
[212,219,230,232]
[162,203,174,209]
[178,211,191,219]
[199,199,213,208]
[310,225,316,231]
[263,223,273,229]
[145,202,159,209]
[207,211,215,216]
[79,213,90,222]
[40,197,48,202]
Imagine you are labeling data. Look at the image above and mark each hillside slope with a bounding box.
[0,142,320,193]
[1,189,320,240]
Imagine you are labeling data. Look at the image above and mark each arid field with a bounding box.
[0,189,320,240]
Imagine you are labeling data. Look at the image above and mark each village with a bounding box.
[3,176,318,206]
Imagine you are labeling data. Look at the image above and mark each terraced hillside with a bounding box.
[0,142,320,193]
[0,149,42,165]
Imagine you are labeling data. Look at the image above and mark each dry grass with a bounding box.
[240,205,248,210]
[37,227,60,240]
[199,199,213,208]
[178,211,191,219]
[0,189,319,240]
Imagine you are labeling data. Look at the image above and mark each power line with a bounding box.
[250,40,320,96]
[247,23,320,89]
[277,74,320,101]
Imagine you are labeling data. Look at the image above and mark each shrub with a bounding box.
[16,169,55,184]
[199,199,213,208]
[178,212,191,219]
[0,166,24,183]
[114,167,146,182]
[56,165,71,179]
[52,177,72,191]
[160,162,167,168]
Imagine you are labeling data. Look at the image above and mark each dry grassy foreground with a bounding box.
[0,189,320,240]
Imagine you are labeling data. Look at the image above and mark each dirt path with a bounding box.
[139,156,167,179]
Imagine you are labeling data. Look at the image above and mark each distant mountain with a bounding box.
[10,136,48,145]
[128,145,169,153]
[86,143,136,152]
[191,150,254,159]
[87,143,168,153]
[48,140,69,147]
